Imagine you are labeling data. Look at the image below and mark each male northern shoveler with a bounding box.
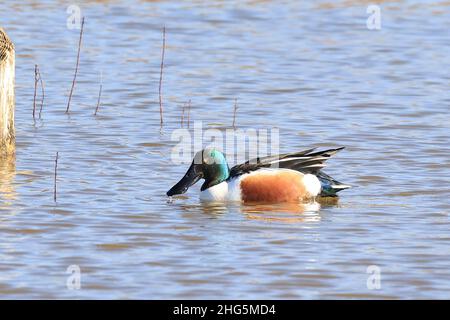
[166,147,350,202]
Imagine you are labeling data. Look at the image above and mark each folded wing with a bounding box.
[229,147,350,196]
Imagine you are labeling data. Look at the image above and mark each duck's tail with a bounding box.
[316,170,351,197]
[272,146,350,196]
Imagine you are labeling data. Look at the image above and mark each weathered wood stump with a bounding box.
[0,28,15,156]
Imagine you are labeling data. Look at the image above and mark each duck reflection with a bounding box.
[173,195,341,223]
[0,155,16,203]
[198,201,229,216]
[242,201,322,223]
[316,196,340,206]
[171,197,230,217]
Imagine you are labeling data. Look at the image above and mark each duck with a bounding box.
[166,147,350,202]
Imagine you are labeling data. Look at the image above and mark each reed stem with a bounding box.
[54,152,59,202]
[94,71,102,116]
[38,66,45,119]
[181,102,186,127]
[66,17,85,113]
[187,99,191,128]
[33,64,38,119]
[232,98,238,128]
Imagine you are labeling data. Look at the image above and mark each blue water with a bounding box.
[0,0,449,299]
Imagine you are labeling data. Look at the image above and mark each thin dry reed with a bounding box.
[66,17,85,113]
[33,65,45,119]
[54,152,59,202]
[187,99,191,128]
[38,66,45,119]
[94,71,102,115]
[33,64,38,119]
[232,98,238,128]
[180,102,186,127]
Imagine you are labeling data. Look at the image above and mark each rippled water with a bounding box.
[1,0,449,299]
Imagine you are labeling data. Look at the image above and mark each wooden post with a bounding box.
[0,28,15,156]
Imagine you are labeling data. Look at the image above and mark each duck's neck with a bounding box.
[201,163,230,191]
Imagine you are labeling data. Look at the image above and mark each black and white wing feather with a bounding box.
[229,147,344,178]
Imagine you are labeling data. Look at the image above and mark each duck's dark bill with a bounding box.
[167,163,202,196]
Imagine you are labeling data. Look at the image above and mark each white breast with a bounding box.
[199,181,229,201]
[199,178,242,202]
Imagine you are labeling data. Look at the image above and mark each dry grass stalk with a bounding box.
[232,98,238,128]
[187,99,191,128]
[33,65,38,119]
[54,152,59,202]
[66,17,85,113]
[181,102,186,127]
[94,71,102,116]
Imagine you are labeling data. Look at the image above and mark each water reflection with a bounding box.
[316,196,340,206]
[179,197,340,222]
[167,198,230,217]
[242,201,321,223]
[0,155,16,203]
[198,201,229,216]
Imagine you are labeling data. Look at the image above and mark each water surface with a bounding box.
[0,0,449,299]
